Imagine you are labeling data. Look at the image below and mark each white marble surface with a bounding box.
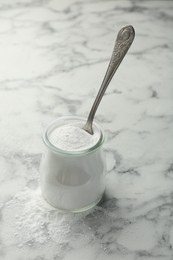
[0,0,173,259]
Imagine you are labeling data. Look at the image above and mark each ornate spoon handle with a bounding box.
[83,25,135,134]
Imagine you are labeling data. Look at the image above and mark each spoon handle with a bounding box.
[83,25,135,134]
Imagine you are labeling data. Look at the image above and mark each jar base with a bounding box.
[43,193,104,213]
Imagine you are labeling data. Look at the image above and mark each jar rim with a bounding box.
[42,116,105,156]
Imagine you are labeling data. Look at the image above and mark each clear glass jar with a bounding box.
[40,116,105,212]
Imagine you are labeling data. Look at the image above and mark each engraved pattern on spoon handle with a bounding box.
[107,25,135,73]
[84,25,135,134]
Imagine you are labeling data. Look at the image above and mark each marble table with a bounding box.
[0,0,173,259]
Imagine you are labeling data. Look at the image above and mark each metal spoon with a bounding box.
[83,25,135,134]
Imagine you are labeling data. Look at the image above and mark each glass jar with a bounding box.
[40,116,105,212]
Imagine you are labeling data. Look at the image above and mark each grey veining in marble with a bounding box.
[0,0,173,259]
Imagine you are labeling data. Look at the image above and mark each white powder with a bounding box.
[3,187,121,257]
[49,124,100,151]
[3,188,102,250]
[40,118,105,211]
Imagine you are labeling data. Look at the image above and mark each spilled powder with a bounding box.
[3,188,103,248]
[2,187,130,256]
